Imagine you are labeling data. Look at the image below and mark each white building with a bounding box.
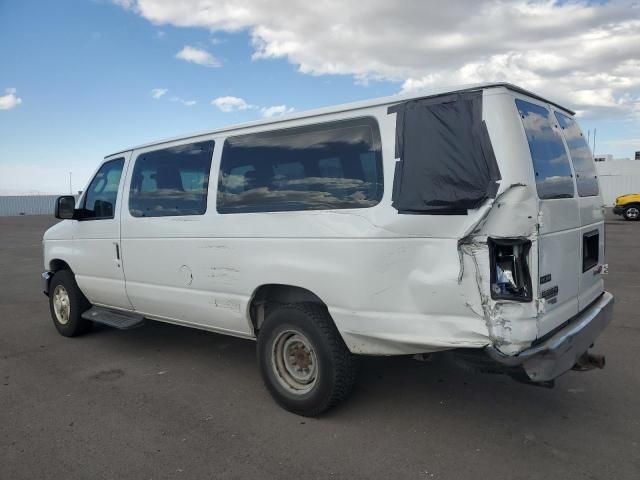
[596,159,640,206]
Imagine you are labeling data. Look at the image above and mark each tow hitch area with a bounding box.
[572,351,606,371]
[450,348,606,389]
[480,291,613,384]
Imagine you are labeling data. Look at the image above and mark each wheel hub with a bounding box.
[53,285,71,325]
[271,330,318,394]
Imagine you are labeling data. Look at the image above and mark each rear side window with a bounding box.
[129,140,214,217]
[217,118,383,214]
[83,158,124,220]
[554,112,599,197]
[516,99,575,199]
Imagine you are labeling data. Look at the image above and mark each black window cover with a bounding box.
[388,91,501,214]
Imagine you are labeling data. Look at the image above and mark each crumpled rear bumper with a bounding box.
[486,292,614,382]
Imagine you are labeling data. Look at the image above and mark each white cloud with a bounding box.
[175,45,220,67]
[211,96,255,112]
[0,88,22,110]
[111,0,135,9]
[150,88,168,99]
[113,0,640,119]
[261,104,294,118]
[170,96,197,106]
[211,97,292,116]
[151,89,195,105]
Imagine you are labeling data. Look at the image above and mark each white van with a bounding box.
[43,83,613,416]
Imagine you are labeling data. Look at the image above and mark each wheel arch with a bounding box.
[49,259,73,273]
[248,283,328,334]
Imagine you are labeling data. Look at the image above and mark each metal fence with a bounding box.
[0,195,63,217]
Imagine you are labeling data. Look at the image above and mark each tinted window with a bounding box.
[554,112,599,197]
[516,99,574,199]
[129,140,214,217]
[217,118,383,213]
[83,158,124,219]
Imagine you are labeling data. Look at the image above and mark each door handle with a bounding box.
[114,242,120,260]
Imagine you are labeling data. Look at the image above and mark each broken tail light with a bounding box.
[489,238,532,302]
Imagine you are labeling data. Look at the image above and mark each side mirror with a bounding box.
[55,196,77,219]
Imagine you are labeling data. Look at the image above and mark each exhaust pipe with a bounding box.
[572,352,606,372]
[587,353,606,369]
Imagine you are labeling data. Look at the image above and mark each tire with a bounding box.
[49,270,93,337]
[257,303,358,416]
[623,205,640,221]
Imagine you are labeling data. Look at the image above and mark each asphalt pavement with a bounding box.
[1,213,638,479]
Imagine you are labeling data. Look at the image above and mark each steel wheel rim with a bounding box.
[53,285,71,325]
[626,207,639,219]
[271,329,318,394]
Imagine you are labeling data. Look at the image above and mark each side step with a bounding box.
[81,306,145,330]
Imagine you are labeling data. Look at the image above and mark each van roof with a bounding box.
[107,82,574,157]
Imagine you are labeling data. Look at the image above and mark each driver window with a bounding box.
[83,158,125,220]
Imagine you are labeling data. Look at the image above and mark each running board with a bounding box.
[81,307,145,330]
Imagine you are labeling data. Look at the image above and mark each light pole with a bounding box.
[69,172,72,195]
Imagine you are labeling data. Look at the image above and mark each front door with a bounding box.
[73,153,133,310]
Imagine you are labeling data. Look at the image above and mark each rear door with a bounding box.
[553,111,605,311]
[515,98,580,336]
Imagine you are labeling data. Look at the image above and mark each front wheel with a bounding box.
[49,270,92,337]
[623,205,640,221]
[257,303,358,416]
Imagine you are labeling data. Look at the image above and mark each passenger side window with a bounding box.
[516,99,575,199]
[129,140,214,217]
[217,118,383,213]
[82,158,124,220]
[554,112,599,197]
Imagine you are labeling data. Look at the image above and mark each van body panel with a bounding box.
[42,83,611,366]
[577,194,605,227]
[553,112,606,313]
[537,228,580,325]
[117,135,255,334]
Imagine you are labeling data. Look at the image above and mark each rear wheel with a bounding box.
[257,303,358,416]
[623,205,640,221]
[49,270,92,337]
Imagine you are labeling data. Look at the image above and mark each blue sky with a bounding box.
[1,0,638,194]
